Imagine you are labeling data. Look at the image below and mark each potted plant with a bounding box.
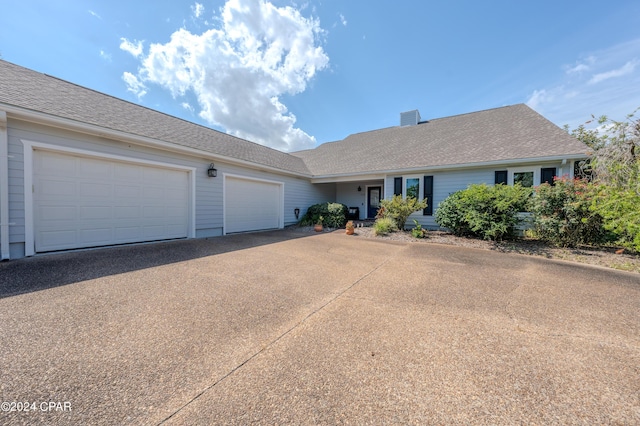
[345,220,355,235]
[314,216,324,232]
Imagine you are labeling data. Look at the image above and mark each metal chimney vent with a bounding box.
[400,109,421,126]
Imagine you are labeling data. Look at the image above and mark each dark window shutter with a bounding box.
[495,170,507,185]
[423,176,433,216]
[541,167,556,185]
[394,177,403,196]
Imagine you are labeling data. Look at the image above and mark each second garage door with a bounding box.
[224,176,282,234]
[33,150,191,252]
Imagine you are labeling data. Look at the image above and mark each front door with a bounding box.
[367,186,382,218]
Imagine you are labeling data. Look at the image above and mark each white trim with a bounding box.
[0,111,9,259]
[222,173,285,235]
[403,175,422,200]
[507,166,539,187]
[21,139,196,256]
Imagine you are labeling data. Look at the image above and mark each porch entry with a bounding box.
[367,186,382,218]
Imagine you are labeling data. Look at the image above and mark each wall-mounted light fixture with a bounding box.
[357,186,362,192]
[294,208,300,219]
[207,163,217,178]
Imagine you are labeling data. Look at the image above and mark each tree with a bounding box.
[567,108,640,189]
[565,108,640,251]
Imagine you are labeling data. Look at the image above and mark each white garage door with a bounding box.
[33,150,190,252]
[225,176,282,234]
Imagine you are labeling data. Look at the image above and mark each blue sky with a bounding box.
[1,0,639,152]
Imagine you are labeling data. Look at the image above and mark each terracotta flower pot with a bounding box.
[346,228,354,235]
[314,224,323,232]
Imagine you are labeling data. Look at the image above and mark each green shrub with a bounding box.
[373,217,397,236]
[435,183,531,240]
[591,183,640,252]
[377,195,427,230]
[411,219,427,238]
[529,177,610,247]
[300,202,348,228]
[434,191,470,236]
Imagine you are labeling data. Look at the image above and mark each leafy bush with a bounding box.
[435,183,531,240]
[591,183,640,252]
[529,177,610,247]
[300,202,348,228]
[373,217,397,236]
[376,195,427,230]
[411,219,427,238]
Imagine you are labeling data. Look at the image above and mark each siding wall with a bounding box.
[384,162,567,229]
[6,119,330,259]
[335,180,382,220]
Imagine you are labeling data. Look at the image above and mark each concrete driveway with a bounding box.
[1,229,639,425]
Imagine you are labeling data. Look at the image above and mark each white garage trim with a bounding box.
[223,173,284,235]
[22,140,196,256]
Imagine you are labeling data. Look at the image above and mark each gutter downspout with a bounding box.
[0,111,10,260]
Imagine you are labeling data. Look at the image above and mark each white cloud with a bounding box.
[88,10,101,19]
[192,2,204,18]
[565,56,595,75]
[526,39,640,129]
[122,72,147,98]
[588,59,638,84]
[339,13,347,26]
[119,38,144,58]
[181,102,194,112]
[123,0,329,151]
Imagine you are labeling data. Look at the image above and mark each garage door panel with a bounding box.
[39,205,77,221]
[38,155,75,175]
[114,206,140,219]
[79,182,112,197]
[79,206,112,220]
[34,150,190,252]
[114,184,141,198]
[39,230,77,248]
[41,179,76,197]
[114,163,141,180]
[79,158,111,177]
[79,228,112,245]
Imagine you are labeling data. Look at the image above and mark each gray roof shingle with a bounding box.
[291,104,589,175]
[0,60,311,175]
[1,61,588,179]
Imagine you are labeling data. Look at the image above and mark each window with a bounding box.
[406,178,419,199]
[423,176,433,216]
[394,177,403,196]
[514,171,534,187]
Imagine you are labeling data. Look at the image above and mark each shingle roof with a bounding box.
[0,60,311,175]
[1,61,588,179]
[291,104,589,176]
